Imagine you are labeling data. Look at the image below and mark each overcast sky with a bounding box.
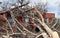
[30,0,60,18]
[0,0,60,18]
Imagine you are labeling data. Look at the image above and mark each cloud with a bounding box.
[0,0,8,2]
[30,0,60,18]
[0,0,60,18]
[46,0,60,18]
[0,0,3,2]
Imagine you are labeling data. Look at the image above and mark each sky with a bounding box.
[46,0,60,18]
[0,0,60,18]
[30,0,60,18]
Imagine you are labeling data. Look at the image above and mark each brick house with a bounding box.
[43,13,55,27]
[0,9,55,32]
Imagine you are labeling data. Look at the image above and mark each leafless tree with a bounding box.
[0,0,59,38]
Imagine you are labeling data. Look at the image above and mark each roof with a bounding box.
[44,13,55,18]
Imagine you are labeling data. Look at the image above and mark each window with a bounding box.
[24,17,29,26]
[45,18,48,24]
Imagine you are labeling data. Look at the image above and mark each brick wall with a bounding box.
[44,13,55,18]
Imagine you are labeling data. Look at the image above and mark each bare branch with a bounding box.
[10,11,37,35]
[51,19,58,28]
